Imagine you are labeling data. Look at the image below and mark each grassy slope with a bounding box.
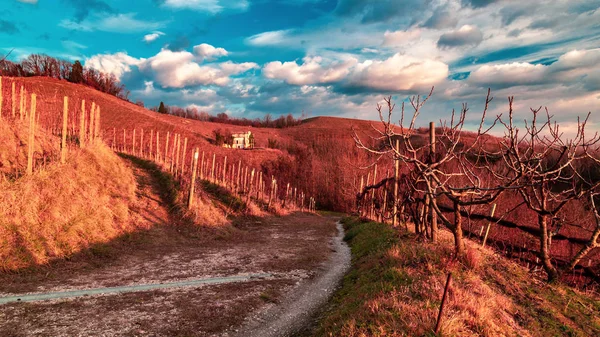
[0,141,139,271]
[315,218,600,337]
[3,77,385,210]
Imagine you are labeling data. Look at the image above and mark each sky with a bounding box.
[1,0,600,132]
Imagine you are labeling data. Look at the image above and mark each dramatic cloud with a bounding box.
[422,5,458,29]
[193,43,228,61]
[382,29,421,46]
[468,49,600,89]
[263,56,357,85]
[264,53,449,92]
[143,31,165,43]
[469,62,546,86]
[437,25,483,48]
[85,52,144,80]
[85,43,256,88]
[346,54,449,91]
[138,48,257,88]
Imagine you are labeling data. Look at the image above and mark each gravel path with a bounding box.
[229,221,351,337]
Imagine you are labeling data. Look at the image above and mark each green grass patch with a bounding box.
[200,180,247,213]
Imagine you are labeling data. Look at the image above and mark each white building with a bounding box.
[231,131,254,149]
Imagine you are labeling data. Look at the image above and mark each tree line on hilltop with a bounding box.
[0,53,129,100]
[151,101,306,129]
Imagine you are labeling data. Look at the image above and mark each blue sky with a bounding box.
[2,0,600,131]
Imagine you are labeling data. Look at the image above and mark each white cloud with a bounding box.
[138,48,257,88]
[348,54,449,91]
[60,13,167,33]
[246,30,290,46]
[469,62,546,85]
[437,24,484,48]
[17,0,37,4]
[193,43,228,61]
[383,29,422,46]
[85,52,144,80]
[162,0,249,13]
[468,49,600,87]
[143,31,165,43]
[263,56,358,85]
[264,53,448,91]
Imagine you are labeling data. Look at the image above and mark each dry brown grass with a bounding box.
[0,120,59,177]
[0,142,140,271]
[316,218,600,337]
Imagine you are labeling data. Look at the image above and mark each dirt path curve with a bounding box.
[229,221,351,337]
[0,157,340,336]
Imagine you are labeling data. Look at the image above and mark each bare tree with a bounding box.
[495,99,599,281]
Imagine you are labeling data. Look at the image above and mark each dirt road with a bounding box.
[0,158,342,336]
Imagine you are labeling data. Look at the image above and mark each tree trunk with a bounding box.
[538,214,559,281]
[453,200,464,256]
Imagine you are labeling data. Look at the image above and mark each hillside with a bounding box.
[315,217,600,336]
[7,76,383,211]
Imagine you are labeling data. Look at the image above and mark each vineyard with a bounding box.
[353,89,600,287]
[1,74,599,289]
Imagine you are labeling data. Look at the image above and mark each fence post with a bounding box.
[155,130,160,164]
[222,156,227,185]
[19,86,24,121]
[430,122,438,241]
[79,100,86,148]
[149,130,154,160]
[11,81,15,117]
[26,94,37,175]
[435,273,452,334]
[188,149,199,209]
[132,129,136,155]
[165,131,170,165]
[393,139,400,226]
[94,105,100,143]
[61,96,68,164]
[200,151,205,179]
[89,102,95,143]
[371,165,377,219]
[210,153,216,182]
[482,204,497,248]
[140,129,144,158]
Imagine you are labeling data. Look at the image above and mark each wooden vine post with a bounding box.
[435,273,452,334]
[482,204,497,248]
[165,132,170,165]
[79,100,86,148]
[155,131,160,163]
[181,137,188,175]
[430,122,438,241]
[188,149,199,209]
[393,139,400,226]
[94,105,100,143]
[211,153,216,182]
[26,94,37,175]
[60,96,68,164]
[140,129,144,158]
[132,129,136,155]
[89,102,95,143]
[11,81,15,117]
[19,86,24,121]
